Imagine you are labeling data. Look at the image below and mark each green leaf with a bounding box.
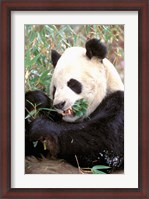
[92,170,106,174]
[72,98,88,117]
[25,49,31,68]
[91,165,111,174]
[33,141,38,148]
[25,52,41,68]
[29,31,36,43]
[25,109,37,119]
[29,54,41,66]
[38,107,56,112]
[37,32,43,44]
[40,71,50,81]
[92,165,111,170]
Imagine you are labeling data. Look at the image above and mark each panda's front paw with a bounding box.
[28,117,59,157]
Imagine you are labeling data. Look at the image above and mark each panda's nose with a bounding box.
[54,101,66,110]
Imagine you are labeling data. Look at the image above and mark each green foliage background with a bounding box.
[25,25,124,95]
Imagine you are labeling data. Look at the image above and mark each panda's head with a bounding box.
[50,39,124,122]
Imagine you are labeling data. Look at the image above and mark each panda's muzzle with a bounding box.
[53,102,73,116]
[53,101,66,110]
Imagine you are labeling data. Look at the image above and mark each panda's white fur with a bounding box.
[50,47,124,122]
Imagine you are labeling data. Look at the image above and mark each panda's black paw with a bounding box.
[28,117,59,157]
[85,38,107,59]
[25,90,62,131]
[25,90,52,113]
[25,90,52,127]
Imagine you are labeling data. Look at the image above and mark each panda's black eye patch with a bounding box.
[67,79,82,94]
[52,86,56,99]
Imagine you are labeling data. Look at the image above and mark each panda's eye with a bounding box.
[52,86,56,99]
[67,79,82,94]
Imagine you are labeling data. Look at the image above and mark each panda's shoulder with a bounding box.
[101,91,124,108]
[89,91,124,119]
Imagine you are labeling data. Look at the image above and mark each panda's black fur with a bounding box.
[25,39,124,173]
[85,38,107,59]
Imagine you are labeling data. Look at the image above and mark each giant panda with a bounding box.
[25,38,124,173]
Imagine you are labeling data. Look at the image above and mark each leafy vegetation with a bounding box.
[25,100,56,121]
[25,25,124,95]
[72,98,88,117]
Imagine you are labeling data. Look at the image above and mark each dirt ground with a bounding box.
[25,156,124,174]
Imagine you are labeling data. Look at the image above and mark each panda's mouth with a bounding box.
[60,98,88,118]
[62,108,73,116]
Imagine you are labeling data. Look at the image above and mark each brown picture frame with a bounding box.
[0,0,148,198]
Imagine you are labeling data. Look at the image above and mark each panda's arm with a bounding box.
[58,91,124,157]
[28,91,124,159]
[28,116,108,158]
[25,90,62,124]
[25,90,63,157]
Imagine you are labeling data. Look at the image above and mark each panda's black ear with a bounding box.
[85,38,107,60]
[51,50,61,67]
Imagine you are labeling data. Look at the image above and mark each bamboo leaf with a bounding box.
[91,165,111,174]
[92,165,111,170]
